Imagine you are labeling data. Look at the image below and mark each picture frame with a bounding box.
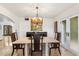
[31,17,43,31]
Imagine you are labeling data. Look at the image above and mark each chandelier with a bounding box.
[36,6,39,17]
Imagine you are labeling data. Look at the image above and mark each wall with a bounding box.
[0,18,15,36]
[17,17,54,37]
[54,4,79,55]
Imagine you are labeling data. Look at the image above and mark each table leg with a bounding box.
[23,48,25,56]
[25,44,28,56]
[45,43,49,56]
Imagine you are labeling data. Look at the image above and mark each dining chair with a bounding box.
[31,32,43,56]
[11,32,25,56]
[49,32,61,56]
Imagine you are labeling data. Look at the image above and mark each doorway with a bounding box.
[62,20,67,46]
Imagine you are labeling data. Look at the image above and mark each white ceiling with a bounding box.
[0,3,77,18]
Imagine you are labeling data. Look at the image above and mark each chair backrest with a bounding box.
[42,32,47,37]
[26,32,32,37]
[31,32,43,51]
[15,32,18,40]
[11,32,17,42]
[55,32,61,41]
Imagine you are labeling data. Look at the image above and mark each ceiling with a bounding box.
[0,3,77,18]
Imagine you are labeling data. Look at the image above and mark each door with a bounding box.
[54,21,58,33]
[70,16,78,50]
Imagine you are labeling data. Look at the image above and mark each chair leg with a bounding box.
[41,51,42,56]
[31,50,32,56]
[23,48,25,56]
[11,48,14,56]
[41,49,43,56]
[58,47,61,55]
[49,48,51,56]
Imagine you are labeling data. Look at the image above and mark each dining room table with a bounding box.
[12,37,59,56]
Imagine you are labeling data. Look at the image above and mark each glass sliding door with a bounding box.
[70,16,78,50]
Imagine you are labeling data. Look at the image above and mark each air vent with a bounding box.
[25,18,29,21]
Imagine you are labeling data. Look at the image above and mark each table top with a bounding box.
[13,37,59,44]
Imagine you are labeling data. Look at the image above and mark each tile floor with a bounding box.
[0,45,76,56]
